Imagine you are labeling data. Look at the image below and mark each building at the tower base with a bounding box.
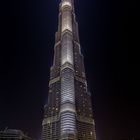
[0,129,33,140]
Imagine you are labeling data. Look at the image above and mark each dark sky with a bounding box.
[0,0,134,140]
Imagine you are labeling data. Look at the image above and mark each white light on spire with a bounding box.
[62,1,72,8]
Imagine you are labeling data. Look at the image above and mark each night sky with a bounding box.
[0,0,134,140]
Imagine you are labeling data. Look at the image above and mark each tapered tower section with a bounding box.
[42,0,96,139]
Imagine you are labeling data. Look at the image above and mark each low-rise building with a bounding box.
[0,129,33,140]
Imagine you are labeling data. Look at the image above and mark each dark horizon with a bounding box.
[0,0,134,140]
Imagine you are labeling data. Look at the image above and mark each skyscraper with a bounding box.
[42,0,96,139]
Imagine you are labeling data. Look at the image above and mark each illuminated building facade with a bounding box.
[42,0,96,139]
[0,129,33,140]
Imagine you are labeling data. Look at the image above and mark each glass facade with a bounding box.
[61,33,73,65]
[61,0,72,32]
[61,68,75,104]
[60,68,76,136]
